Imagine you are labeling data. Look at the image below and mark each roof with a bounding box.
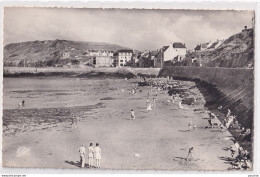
[201,43,208,48]
[208,41,219,49]
[162,46,169,52]
[150,50,158,56]
[194,45,201,51]
[172,43,186,48]
[116,49,133,53]
[113,49,133,56]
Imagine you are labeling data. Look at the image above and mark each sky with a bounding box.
[4,7,254,50]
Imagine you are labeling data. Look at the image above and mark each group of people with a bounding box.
[128,78,176,120]
[209,107,253,170]
[146,97,157,112]
[78,143,101,168]
[228,140,252,170]
[188,121,196,131]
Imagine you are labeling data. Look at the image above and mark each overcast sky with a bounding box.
[4,7,254,50]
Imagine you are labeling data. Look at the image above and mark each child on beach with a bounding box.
[88,143,94,167]
[178,101,184,109]
[95,143,101,168]
[171,95,175,104]
[147,104,152,112]
[188,121,193,131]
[153,98,157,108]
[220,124,225,132]
[131,109,135,120]
[186,147,194,161]
[146,98,150,105]
[193,123,197,131]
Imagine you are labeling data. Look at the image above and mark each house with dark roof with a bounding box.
[194,43,209,51]
[154,42,187,68]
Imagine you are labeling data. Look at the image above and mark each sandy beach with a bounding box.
[2,77,239,170]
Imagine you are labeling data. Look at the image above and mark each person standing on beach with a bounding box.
[147,103,152,112]
[95,143,101,168]
[178,101,184,109]
[152,98,157,108]
[88,143,94,168]
[226,109,231,118]
[146,98,150,106]
[78,144,86,168]
[193,123,197,131]
[186,147,194,161]
[131,109,135,120]
[188,121,193,131]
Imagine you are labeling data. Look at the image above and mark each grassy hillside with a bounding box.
[182,29,254,68]
[4,39,130,67]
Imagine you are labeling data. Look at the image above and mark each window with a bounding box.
[120,64,123,66]
[120,60,123,62]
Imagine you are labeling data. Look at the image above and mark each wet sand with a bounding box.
[2,78,237,170]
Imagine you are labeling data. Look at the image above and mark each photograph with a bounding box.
[1,7,255,171]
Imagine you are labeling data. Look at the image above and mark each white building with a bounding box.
[154,43,187,68]
[163,42,187,62]
[207,40,224,50]
[113,49,133,67]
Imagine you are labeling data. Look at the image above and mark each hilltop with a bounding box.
[181,29,254,68]
[4,40,131,67]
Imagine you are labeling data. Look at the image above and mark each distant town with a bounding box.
[3,26,254,69]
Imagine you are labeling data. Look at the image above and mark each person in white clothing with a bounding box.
[95,143,101,168]
[178,101,184,109]
[88,143,94,167]
[147,104,152,112]
[78,144,86,168]
[131,109,135,120]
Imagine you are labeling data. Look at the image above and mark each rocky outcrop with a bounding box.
[182,29,254,68]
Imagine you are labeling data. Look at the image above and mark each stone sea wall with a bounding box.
[159,66,254,129]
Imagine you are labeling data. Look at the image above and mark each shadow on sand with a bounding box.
[218,156,235,164]
[64,160,85,168]
[178,129,191,132]
[173,156,186,161]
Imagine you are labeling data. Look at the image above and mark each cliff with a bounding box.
[182,29,254,68]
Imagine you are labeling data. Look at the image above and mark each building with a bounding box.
[95,56,114,67]
[194,43,209,51]
[154,46,168,68]
[207,40,224,50]
[164,42,187,62]
[61,52,70,59]
[194,40,224,51]
[154,42,187,68]
[113,49,133,67]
